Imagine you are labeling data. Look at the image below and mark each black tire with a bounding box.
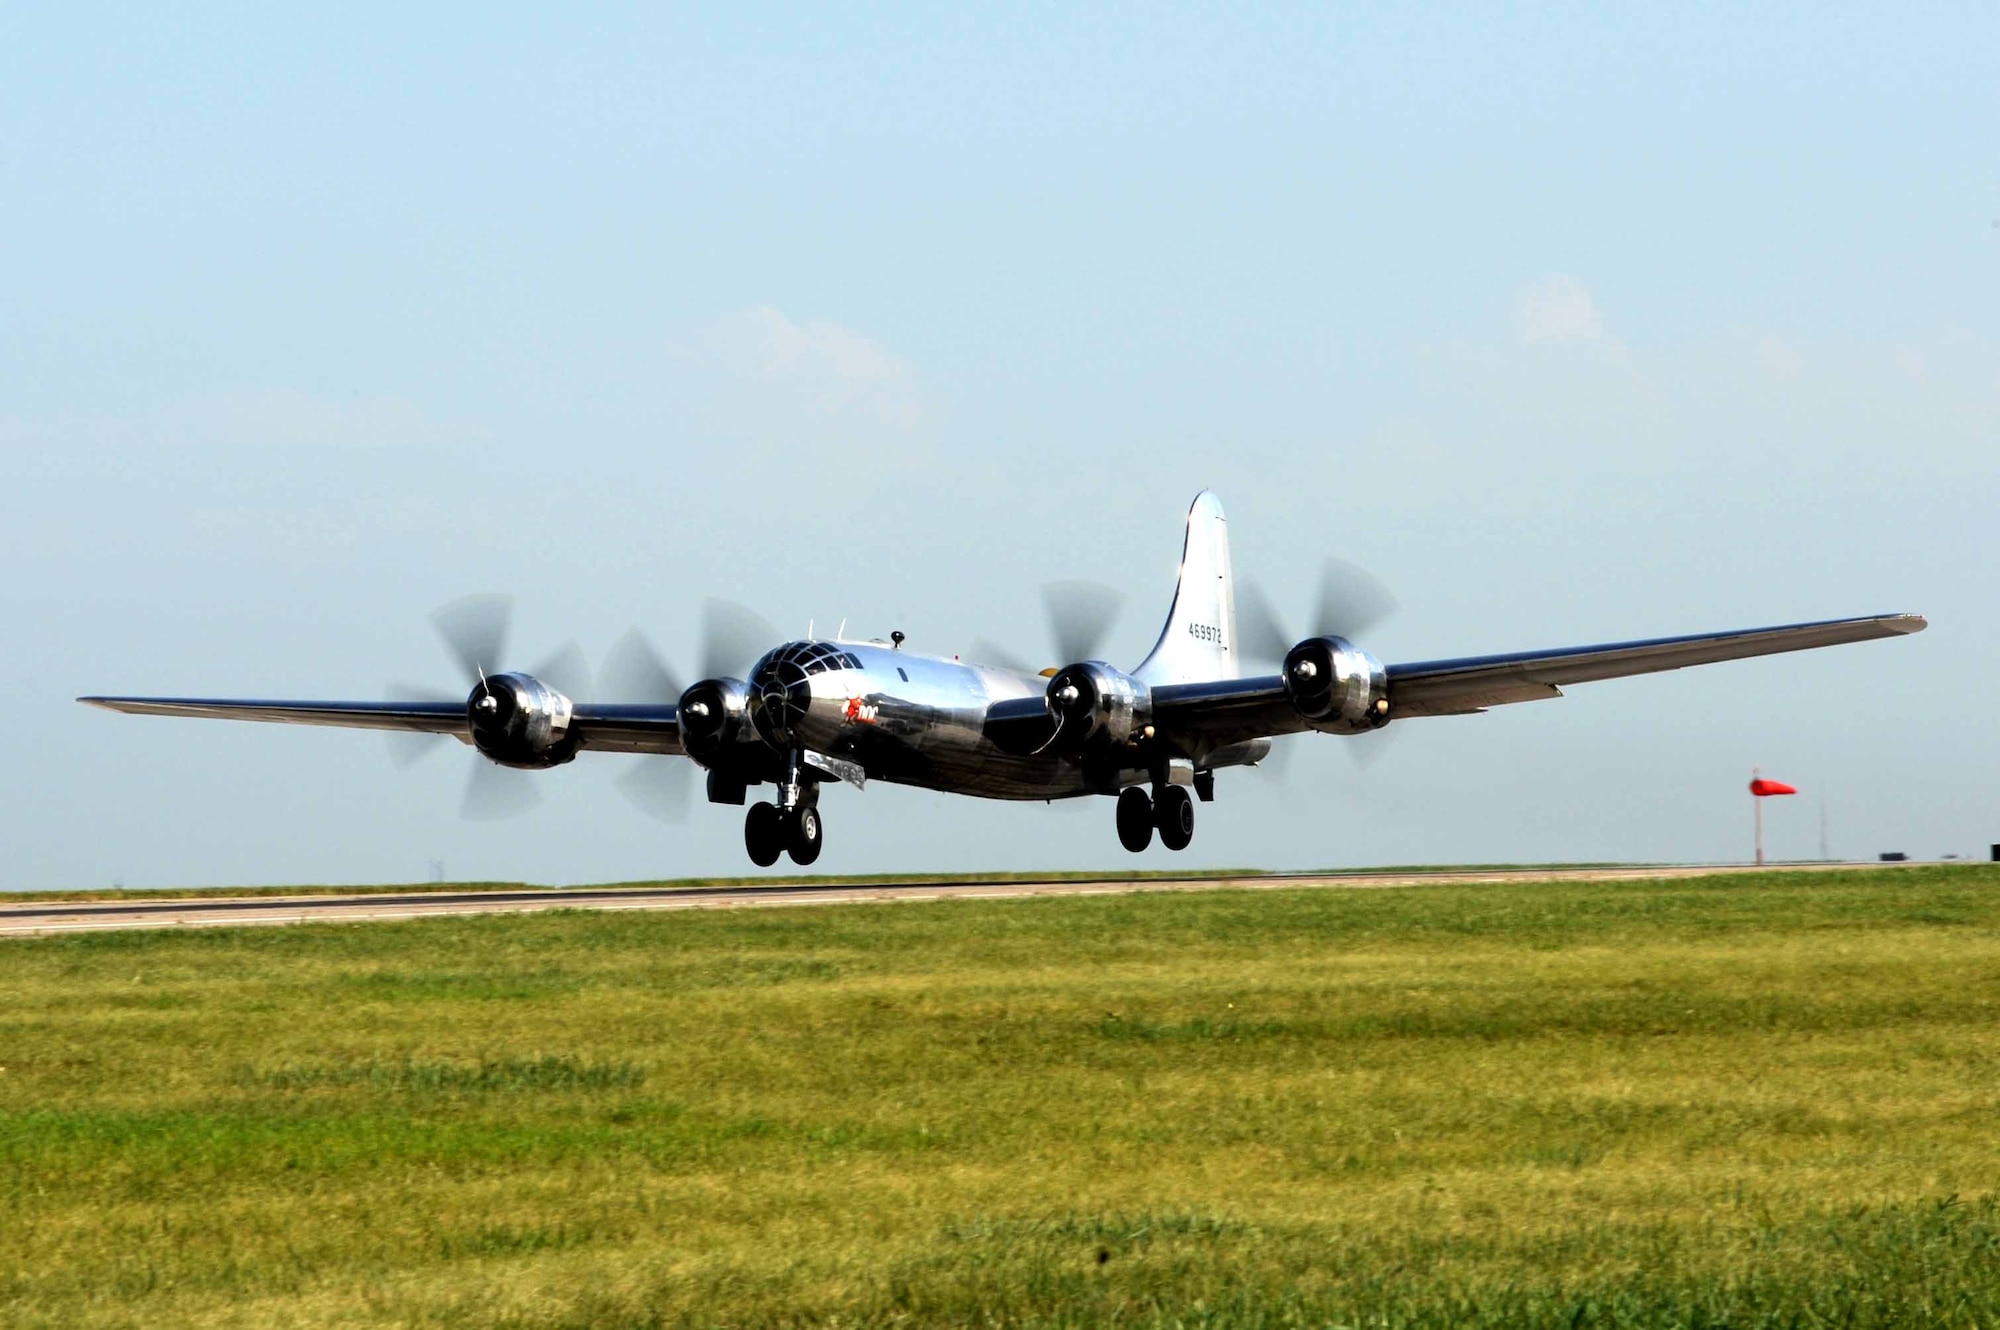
[786,804,824,866]
[1115,786,1153,853]
[744,802,784,867]
[1155,784,1194,852]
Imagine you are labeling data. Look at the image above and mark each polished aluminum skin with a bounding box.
[1281,636,1389,735]
[467,671,579,769]
[747,638,1103,800]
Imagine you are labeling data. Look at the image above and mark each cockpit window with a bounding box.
[768,641,855,676]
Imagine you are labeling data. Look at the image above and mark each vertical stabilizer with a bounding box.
[1134,492,1238,685]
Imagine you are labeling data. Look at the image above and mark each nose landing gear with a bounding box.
[744,801,784,867]
[745,754,826,867]
[787,804,824,865]
[744,800,825,866]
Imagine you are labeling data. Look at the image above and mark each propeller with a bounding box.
[599,627,692,824]
[1238,558,1401,775]
[387,594,591,820]
[595,598,777,823]
[1310,557,1398,646]
[967,581,1126,675]
[462,756,543,821]
[700,599,779,681]
[598,598,774,702]
[968,638,1033,673]
[1344,725,1398,769]
[1237,558,1398,665]
[599,628,685,704]
[383,678,457,770]
[431,594,512,686]
[1044,581,1124,664]
[527,641,593,706]
[1250,723,1397,794]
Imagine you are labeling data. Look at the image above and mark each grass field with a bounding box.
[4,866,1999,1328]
[2,863,1632,904]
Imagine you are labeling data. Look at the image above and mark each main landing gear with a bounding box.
[1115,782,1196,853]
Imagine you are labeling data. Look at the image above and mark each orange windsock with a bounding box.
[1749,778,1797,797]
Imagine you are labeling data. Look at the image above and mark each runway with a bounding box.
[0,862,1894,937]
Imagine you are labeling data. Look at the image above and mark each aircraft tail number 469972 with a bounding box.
[82,493,1926,867]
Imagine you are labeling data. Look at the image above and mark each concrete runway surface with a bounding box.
[0,863,1890,938]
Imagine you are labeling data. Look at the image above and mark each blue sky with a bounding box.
[4,5,1995,888]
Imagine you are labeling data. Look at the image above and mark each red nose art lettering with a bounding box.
[844,696,880,725]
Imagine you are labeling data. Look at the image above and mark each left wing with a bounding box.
[1385,612,1925,719]
[76,696,684,755]
[1153,611,1926,752]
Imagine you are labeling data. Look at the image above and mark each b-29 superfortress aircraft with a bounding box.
[82,493,1925,867]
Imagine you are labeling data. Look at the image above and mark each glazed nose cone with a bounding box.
[748,654,811,748]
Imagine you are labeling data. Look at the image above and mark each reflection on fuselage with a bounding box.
[745,641,1087,800]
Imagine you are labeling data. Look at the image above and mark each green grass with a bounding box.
[3,865,1998,1327]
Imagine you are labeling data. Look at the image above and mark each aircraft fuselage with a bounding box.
[742,640,1092,801]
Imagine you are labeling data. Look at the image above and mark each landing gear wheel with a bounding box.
[744,802,783,867]
[1116,786,1154,853]
[1155,784,1195,852]
[786,804,824,866]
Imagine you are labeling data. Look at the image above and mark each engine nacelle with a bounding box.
[467,672,579,769]
[1044,662,1152,754]
[1282,636,1389,735]
[677,677,750,761]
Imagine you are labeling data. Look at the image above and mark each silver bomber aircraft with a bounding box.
[81,493,1925,867]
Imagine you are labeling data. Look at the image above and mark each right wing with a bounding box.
[77,696,685,755]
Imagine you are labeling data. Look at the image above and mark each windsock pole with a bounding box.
[1752,772,1768,868]
[1754,767,1764,866]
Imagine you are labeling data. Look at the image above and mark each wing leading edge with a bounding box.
[76,697,684,755]
[1152,611,1926,750]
